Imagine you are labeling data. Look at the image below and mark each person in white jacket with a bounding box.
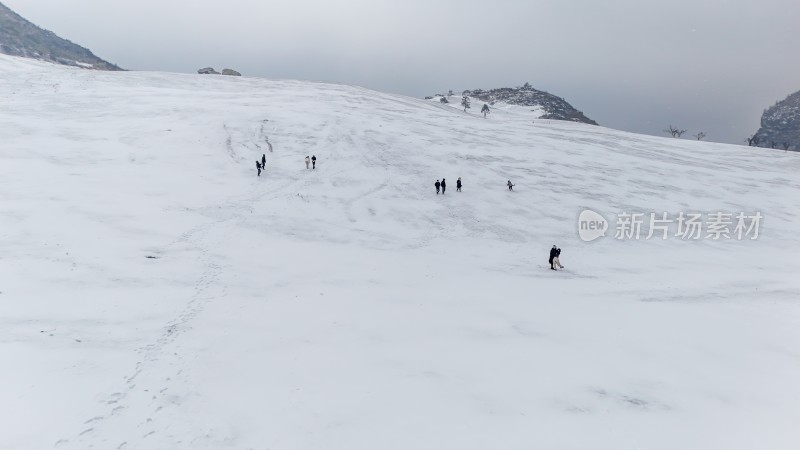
[305,156,310,169]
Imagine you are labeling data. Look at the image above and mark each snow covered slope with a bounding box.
[1,54,799,450]
[431,94,548,120]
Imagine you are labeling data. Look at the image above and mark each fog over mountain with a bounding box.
[3,0,800,144]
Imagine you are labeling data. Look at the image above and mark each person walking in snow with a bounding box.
[553,247,564,269]
[305,156,310,169]
[435,180,441,195]
[256,160,262,177]
[262,154,266,168]
[441,178,447,194]
[456,177,462,192]
[507,180,514,191]
[312,155,317,169]
[549,245,558,270]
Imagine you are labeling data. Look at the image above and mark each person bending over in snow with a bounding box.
[256,161,262,177]
[312,155,317,169]
[305,156,310,169]
[441,178,447,194]
[507,180,514,191]
[553,247,564,269]
[456,177,462,192]
[435,180,441,195]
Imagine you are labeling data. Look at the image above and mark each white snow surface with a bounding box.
[2,54,800,450]
[430,94,546,119]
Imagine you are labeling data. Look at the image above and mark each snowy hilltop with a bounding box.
[752,89,800,151]
[428,83,597,124]
[0,1,121,70]
[1,54,799,450]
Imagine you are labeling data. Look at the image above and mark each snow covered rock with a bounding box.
[429,82,597,124]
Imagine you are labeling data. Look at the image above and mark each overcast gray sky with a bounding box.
[6,0,800,144]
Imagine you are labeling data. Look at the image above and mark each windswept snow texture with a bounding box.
[1,54,800,450]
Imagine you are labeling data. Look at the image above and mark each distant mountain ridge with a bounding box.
[428,83,597,125]
[0,1,121,70]
[752,90,800,151]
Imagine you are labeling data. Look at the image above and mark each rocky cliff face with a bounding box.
[753,90,800,151]
[0,2,122,70]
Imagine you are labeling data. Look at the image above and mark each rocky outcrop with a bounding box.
[198,67,242,76]
[429,83,596,125]
[752,90,800,151]
[0,1,122,70]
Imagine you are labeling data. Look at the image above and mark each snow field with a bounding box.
[1,54,799,450]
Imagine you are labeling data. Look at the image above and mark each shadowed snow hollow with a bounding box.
[1,54,799,450]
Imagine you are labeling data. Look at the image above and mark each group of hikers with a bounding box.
[433,178,514,193]
[254,153,563,271]
[305,155,317,169]
[256,154,318,176]
[432,177,562,271]
[256,154,267,176]
[434,177,463,194]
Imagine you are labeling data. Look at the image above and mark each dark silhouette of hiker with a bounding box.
[435,180,441,195]
[441,178,447,194]
[262,154,266,167]
[312,155,317,169]
[549,245,558,270]
[456,177,462,192]
[256,161,262,177]
[507,180,514,191]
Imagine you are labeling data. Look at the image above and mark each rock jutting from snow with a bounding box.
[429,82,597,125]
[198,67,220,75]
[752,89,800,151]
[221,68,242,76]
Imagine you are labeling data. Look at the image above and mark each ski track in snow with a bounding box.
[1,55,800,450]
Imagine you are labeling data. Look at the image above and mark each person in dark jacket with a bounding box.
[553,247,564,269]
[549,245,558,270]
[435,180,441,194]
[312,155,317,169]
[507,180,514,191]
[441,178,447,194]
[456,177,462,192]
[256,160,262,177]
[262,154,266,167]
